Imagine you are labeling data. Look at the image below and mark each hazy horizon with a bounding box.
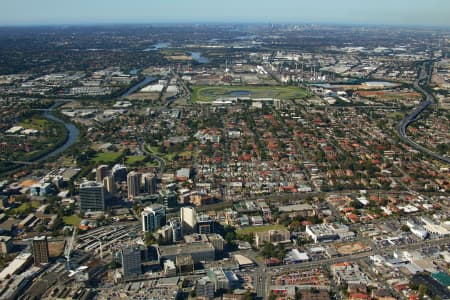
[1,0,450,27]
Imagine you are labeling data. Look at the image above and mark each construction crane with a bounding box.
[64,227,77,270]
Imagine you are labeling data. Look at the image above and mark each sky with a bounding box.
[1,0,450,27]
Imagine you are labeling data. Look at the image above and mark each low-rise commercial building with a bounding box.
[0,236,13,254]
[254,229,290,248]
[159,242,215,264]
[306,223,354,243]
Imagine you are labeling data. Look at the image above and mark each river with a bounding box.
[121,76,156,97]
[36,77,156,162]
[143,42,171,51]
[38,101,80,162]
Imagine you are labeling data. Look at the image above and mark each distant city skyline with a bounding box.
[1,0,450,27]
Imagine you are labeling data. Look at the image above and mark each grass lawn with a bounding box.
[14,203,31,213]
[31,200,41,208]
[92,151,122,163]
[237,224,286,235]
[179,151,193,158]
[126,155,145,164]
[165,152,178,162]
[63,215,82,226]
[191,85,311,102]
[147,146,161,155]
[145,161,160,167]
[12,201,41,214]
[19,118,51,130]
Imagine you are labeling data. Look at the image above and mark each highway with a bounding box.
[138,69,190,177]
[142,143,166,176]
[396,62,450,165]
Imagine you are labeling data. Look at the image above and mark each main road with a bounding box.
[250,236,450,299]
[269,236,450,272]
[396,62,450,164]
[139,69,192,176]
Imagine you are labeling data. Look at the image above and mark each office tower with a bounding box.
[143,173,157,194]
[112,164,127,183]
[180,207,197,234]
[159,225,173,242]
[127,171,141,199]
[163,191,178,208]
[141,205,166,233]
[196,277,215,300]
[120,245,142,277]
[96,165,108,183]
[207,234,225,257]
[169,218,183,242]
[79,181,105,212]
[32,236,49,265]
[197,213,213,234]
[103,175,115,194]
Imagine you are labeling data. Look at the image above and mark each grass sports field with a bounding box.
[191,85,310,102]
[92,151,122,163]
[236,224,286,235]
